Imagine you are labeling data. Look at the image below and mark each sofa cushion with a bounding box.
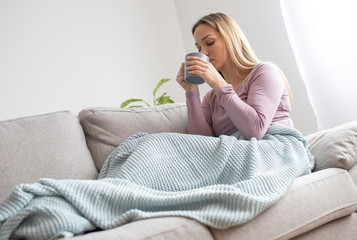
[0,111,98,202]
[305,121,357,171]
[70,217,214,240]
[78,103,188,171]
[292,212,357,240]
[210,168,357,240]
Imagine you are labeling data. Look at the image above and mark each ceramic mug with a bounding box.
[184,52,209,84]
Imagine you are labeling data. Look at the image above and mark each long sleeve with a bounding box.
[186,91,214,136]
[215,64,286,140]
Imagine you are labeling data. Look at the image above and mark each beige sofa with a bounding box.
[1,103,357,239]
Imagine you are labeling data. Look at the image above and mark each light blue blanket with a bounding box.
[0,123,314,240]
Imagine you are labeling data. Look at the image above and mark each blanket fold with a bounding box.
[0,123,314,240]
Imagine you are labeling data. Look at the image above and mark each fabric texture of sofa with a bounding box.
[1,103,357,239]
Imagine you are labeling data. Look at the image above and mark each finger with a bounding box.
[185,63,207,73]
[178,62,184,70]
[185,63,208,72]
[177,63,185,75]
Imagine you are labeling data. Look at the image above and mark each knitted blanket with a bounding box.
[0,123,314,240]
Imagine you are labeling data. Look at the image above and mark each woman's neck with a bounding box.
[221,68,248,91]
[221,60,254,90]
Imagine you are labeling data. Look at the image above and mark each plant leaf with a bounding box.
[120,99,145,108]
[157,95,171,105]
[121,78,174,108]
[155,92,167,105]
[129,105,144,108]
[142,100,151,107]
[162,96,170,105]
[153,79,170,97]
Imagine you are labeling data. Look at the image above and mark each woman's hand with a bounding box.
[184,56,227,90]
[176,62,199,93]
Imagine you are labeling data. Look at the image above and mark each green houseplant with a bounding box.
[120,79,175,108]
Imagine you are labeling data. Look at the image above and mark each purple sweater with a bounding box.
[186,63,293,140]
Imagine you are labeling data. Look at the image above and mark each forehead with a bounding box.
[193,24,219,43]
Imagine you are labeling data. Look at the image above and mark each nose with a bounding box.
[199,47,209,56]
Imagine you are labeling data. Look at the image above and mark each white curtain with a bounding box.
[280,0,357,130]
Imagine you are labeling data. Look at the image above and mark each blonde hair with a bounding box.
[192,13,259,78]
[192,13,292,98]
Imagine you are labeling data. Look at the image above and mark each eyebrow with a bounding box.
[195,34,212,47]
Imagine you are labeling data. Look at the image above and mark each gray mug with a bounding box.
[184,52,209,84]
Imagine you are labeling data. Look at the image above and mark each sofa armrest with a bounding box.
[0,111,98,202]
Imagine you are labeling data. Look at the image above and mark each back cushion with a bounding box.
[78,103,188,171]
[0,111,98,201]
[305,121,357,171]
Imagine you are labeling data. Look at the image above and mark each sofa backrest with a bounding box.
[0,111,98,202]
[78,103,188,171]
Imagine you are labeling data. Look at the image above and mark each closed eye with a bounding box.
[207,41,215,46]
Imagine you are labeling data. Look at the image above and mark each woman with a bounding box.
[177,13,293,140]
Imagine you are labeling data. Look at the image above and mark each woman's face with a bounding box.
[193,24,228,71]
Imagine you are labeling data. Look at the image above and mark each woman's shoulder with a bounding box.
[244,62,285,89]
[252,62,280,75]
[247,62,283,81]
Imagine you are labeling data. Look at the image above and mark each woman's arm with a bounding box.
[216,64,286,140]
[186,91,214,136]
[177,61,214,136]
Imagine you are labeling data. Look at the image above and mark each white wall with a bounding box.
[0,0,185,120]
[0,0,317,135]
[174,0,318,135]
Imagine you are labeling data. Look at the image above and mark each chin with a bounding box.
[212,61,223,70]
[214,65,223,71]
[211,62,218,69]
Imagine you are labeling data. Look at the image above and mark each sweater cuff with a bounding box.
[185,91,200,99]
